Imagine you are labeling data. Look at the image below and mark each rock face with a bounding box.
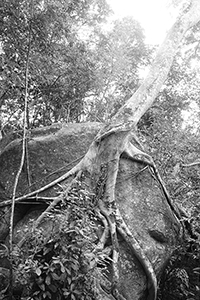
[0,122,102,239]
[0,123,181,299]
[0,122,102,199]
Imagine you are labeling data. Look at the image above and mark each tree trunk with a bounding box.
[0,124,180,300]
[1,1,200,300]
[112,0,200,126]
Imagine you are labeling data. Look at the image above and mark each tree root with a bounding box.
[116,207,157,300]
[96,139,158,300]
[96,146,122,298]
[94,210,109,252]
[0,159,84,207]
[124,141,184,223]
[93,132,183,300]
[16,171,82,248]
[1,130,183,300]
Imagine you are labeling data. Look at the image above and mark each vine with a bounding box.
[6,177,111,300]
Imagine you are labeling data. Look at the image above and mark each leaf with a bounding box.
[52,258,60,264]
[89,259,96,269]
[60,273,67,281]
[49,284,57,293]
[51,273,60,280]
[67,277,71,285]
[35,267,42,276]
[71,263,79,271]
[45,275,51,285]
[71,294,76,300]
[66,268,71,275]
[46,291,52,299]
[43,247,52,256]
[73,289,82,295]
[39,284,45,291]
[70,283,75,291]
[60,264,65,273]
[63,289,70,296]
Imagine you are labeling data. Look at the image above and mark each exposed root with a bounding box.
[17,196,58,204]
[0,154,86,207]
[94,133,159,299]
[95,135,183,300]
[94,210,109,252]
[116,208,157,300]
[97,153,121,298]
[16,171,82,248]
[92,211,116,299]
[1,129,183,300]
[148,166,186,219]
[99,200,121,298]
[124,141,183,224]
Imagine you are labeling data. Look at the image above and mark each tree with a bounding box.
[1,0,200,300]
[0,0,110,131]
[85,16,152,122]
[138,17,200,213]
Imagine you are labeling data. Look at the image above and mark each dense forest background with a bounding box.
[1,0,200,215]
[1,1,200,299]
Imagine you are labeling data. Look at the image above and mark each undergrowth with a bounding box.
[157,216,200,300]
[2,180,110,300]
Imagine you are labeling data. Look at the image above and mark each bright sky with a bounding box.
[106,0,200,130]
[106,0,174,44]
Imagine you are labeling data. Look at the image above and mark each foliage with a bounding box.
[9,182,109,300]
[0,0,111,132]
[85,16,153,121]
[0,0,154,130]
[138,22,200,212]
[157,221,200,300]
[1,1,200,299]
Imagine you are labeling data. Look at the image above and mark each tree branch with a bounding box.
[182,161,200,167]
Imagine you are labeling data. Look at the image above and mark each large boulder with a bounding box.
[0,122,102,239]
[0,122,181,299]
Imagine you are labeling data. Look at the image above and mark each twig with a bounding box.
[25,137,31,187]
[22,196,57,202]
[116,208,157,300]
[182,161,200,167]
[17,196,57,204]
